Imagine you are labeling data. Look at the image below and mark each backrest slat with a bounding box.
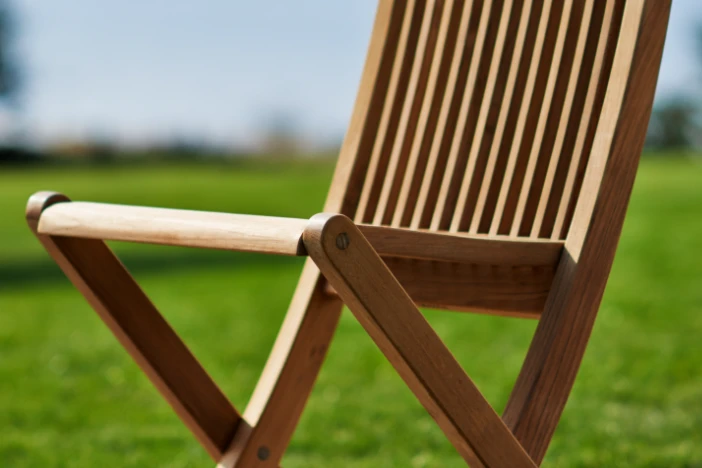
[529,0,595,238]
[448,0,516,233]
[410,0,482,230]
[514,0,589,237]
[324,0,406,216]
[509,0,572,237]
[492,1,568,237]
[467,0,533,234]
[331,0,661,244]
[354,0,425,224]
[551,0,620,239]
[488,0,553,235]
[533,0,609,239]
[391,0,465,228]
[372,0,444,225]
[430,0,499,231]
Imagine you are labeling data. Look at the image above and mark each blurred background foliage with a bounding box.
[1,0,701,165]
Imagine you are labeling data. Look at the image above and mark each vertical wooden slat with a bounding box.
[509,0,573,237]
[514,0,587,238]
[323,0,408,218]
[533,0,608,239]
[551,0,616,239]
[373,0,444,226]
[529,1,594,238]
[557,0,625,240]
[488,0,554,236]
[504,3,670,461]
[491,1,567,236]
[410,0,482,230]
[355,0,425,223]
[430,0,497,231]
[391,0,464,228]
[448,0,515,233]
[467,0,534,234]
[516,2,587,238]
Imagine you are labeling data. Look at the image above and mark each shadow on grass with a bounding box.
[0,249,304,290]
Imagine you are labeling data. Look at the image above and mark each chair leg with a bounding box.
[502,249,604,464]
[30,192,344,467]
[27,192,244,461]
[303,213,536,468]
[218,260,343,467]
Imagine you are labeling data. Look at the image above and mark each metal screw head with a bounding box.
[336,232,350,250]
[257,446,270,461]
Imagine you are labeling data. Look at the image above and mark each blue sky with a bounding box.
[7,0,702,147]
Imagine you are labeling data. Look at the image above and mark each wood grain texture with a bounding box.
[411,0,481,229]
[324,0,407,218]
[530,0,594,238]
[360,224,562,267]
[26,192,243,462]
[509,0,573,237]
[489,0,553,235]
[430,0,496,231]
[392,0,463,228]
[325,255,555,318]
[34,198,562,269]
[380,257,554,317]
[38,201,308,255]
[467,0,533,234]
[27,0,671,465]
[219,261,343,468]
[355,0,424,223]
[503,1,671,462]
[304,213,536,467]
[551,0,617,239]
[449,0,516,233]
[373,0,442,226]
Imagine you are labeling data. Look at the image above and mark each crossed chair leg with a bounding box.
[28,192,536,467]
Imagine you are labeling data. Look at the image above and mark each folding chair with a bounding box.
[27,0,670,465]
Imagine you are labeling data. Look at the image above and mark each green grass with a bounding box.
[1,157,701,467]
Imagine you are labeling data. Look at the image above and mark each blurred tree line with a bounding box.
[0,0,35,164]
[0,0,19,102]
[643,27,702,151]
[1,1,702,162]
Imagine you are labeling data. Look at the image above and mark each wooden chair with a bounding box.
[27,0,670,465]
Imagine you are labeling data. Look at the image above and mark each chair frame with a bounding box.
[27,0,670,466]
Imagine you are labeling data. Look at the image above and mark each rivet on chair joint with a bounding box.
[257,446,270,461]
[336,232,350,250]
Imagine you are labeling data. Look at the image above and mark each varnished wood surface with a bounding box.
[219,261,343,467]
[36,199,563,269]
[26,192,243,462]
[384,257,554,317]
[27,0,671,465]
[503,1,671,462]
[304,213,537,467]
[38,201,309,256]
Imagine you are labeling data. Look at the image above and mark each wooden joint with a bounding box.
[26,191,71,233]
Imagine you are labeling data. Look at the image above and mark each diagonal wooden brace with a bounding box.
[28,192,344,467]
[27,192,245,460]
[303,213,536,467]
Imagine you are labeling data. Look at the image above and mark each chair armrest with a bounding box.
[28,192,563,268]
[28,193,308,256]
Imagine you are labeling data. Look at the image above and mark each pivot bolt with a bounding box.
[336,232,350,250]
[257,446,270,461]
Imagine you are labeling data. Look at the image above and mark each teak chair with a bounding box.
[27,0,670,466]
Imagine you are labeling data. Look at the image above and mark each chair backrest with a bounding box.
[325,0,666,248]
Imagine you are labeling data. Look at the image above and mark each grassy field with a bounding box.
[1,157,701,467]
